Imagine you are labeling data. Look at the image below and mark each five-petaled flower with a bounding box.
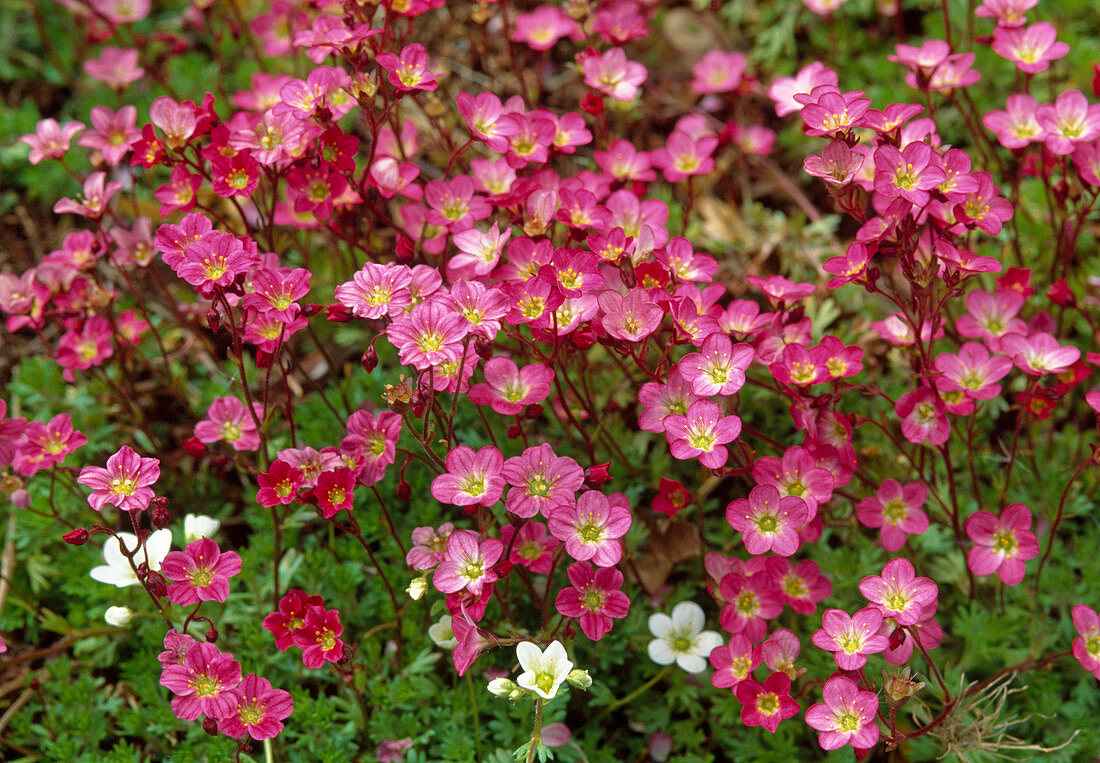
[161,538,242,606]
[647,600,723,673]
[965,503,1040,585]
[77,445,160,512]
[805,676,881,751]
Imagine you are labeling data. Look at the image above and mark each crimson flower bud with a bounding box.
[584,462,613,488]
[475,337,494,360]
[888,626,906,651]
[202,717,219,736]
[299,303,323,318]
[205,309,220,333]
[396,480,412,503]
[361,346,379,374]
[524,404,543,420]
[182,437,207,459]
[580,92,604,115]
[571,328,597,350]
[146,570,168,599]
[506,424,523,439]
[205,625,219,643]
[325,303,353,322]
[151,504,171,530]
[255,351,273,369]
[395,236,415,262]
[492,560,513,578]
[62,527,90,546]
[1093,63,1100,98]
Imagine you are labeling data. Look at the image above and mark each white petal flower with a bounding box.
[104,606,134,627]
[184,513,220,543]
[516,640,574,700]
[647,600,722,673]
[428,615,457,649]
[89,529,173,588]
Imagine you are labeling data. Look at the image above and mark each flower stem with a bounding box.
[525,697,544,763]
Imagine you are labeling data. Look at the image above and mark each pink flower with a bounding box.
[1036,90,1100,156]
[433,530,503,595]
[194,396,263,452]
[431,446,505,507]
[1071,605,1100,679]
[345,410,403,486]
[735,673,800,733]
[580,48,647,101]
[334,262,412,319]
[762,628,801,677]
[954,172,1014,235]
[161,538,242,606]
[548,490,632,567]
[664,399,742,470]
[315,467,355,518]
[895,386,950,446]
[873,142,946,207]
[956,289,1026,349]
[457,92,519,153]
[768,62,838,117]
[726,485,807,557]
[467,357,553,416]
[638,369,702,434]
[965,503,1039,585]
[78,106,139,167]
[425,175,490,233]
[880,605,943,665]
[154,165,202,216]
[992,22,1069,74]
[55,316,114,382]
[751,445,834,516]
[804,139,865,185]
[1000,332,1081,376]
[159,642,241,721]
[859,557,939,626]
[501,443,584,519]
[243,267,311,322]
[13,413,87,477]
[83,46,144,90]
[175,231,259,297]
[377,43,440,92]
[405,523,454,571]
[158,629,197,668]
[21,119,83,164]
[767,558,832,615]
[77,445,160,512]
[856,480,929,552]
[502,521,558,574]
[719,573,784,641]
[811,608,889,670]
[651,131,718,183]
[376,738,414,763]
[386,300,468,371]
[217,673,293,740]
[512,6,581,51]
[263,589,325,651]
[692,50,746,95]
[554,561,630,641]
[53,172,121,219]
[598,288,663,342]
[805,676,881,751]
[709,633,761,689]
[933,342,1013,401]
[293,606,345,668]
[975,0,1038,27]
[983,94,1044,149]
[678,333,754,397]
[799,87,871,138]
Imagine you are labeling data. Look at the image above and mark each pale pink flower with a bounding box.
[433,530,503,595]
[83,46,144,90]
[581,48,647,101]
[159,642,241,721]
[983,94,1044,149]
[991,22,1069,74]
[548,491,631,567]
[1000,331,1081,375]
[678,332,754,397]
[805,676,880,751]
[664,399,742,469]
[965,503,1039,585]
[1035,90,1100,156]
[692,50,746,95]
[21,119,83,164]
[194,396,264,452]
[77,445,160,512]
[501,443,584,519]
[769,62,838,117]
[856,480,930,551]
[726,485,807,557]
[430,445,505,507]
[859,557,938,626]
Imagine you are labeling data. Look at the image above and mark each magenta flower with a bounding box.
[263,589,325,651]
[1071,605,1100,679]
[13,413,87,477]
[54,172,122,219]
[811,608,889,670]
[762,628,801,677]
[21,118,83,164]
[1000,332,1081,376]
[405,523,454,571]
[501,443,584,519]
[965,503,1039,585]
[664,399,742,470]
[933,342,1013,402]
[457,92,520,153]
[718,573,784,642]
[467,357,554,416]
[678,333,754,397]
[895,386,950,446]
[77,445,160,512]
[859,557,939,626]
[598,288,664,342]
[159,642,242,721]
[880,605,944,664]
[83,46,145,90]
[217,673,293,740]
[554,561,630,641]
[194,396,264,452]
[768,61,838,117]
[873,142,946,207]
[766,557,833,615]
[433,530,503,595]
[377,43,440,92]
[293,606,345,668]
[431,445,505,507]
[512,6,581,51]
[735,672,800,733]
[798,87,871,138]
[983,94,1044,149]
[651,130,718,183]
[386,300,468,371]
[502,521,558,574]
[548,490,632,567]
[256,460,304,507]
[1036,90,1100,156]
[805,676,881,751]
[956,289,1026,349]
[804,139,865,186]
[425,175,490,233]
[954,172,1015,235]
[243,267,311,322]
[726,485,808,557]
[315,467,355,518]
[581,48,647,101]
[161,538,243,606]
[751,445,834,516]
[975,0,1038,27]
[158,629,197,668]
[692,50,746,95]
[992,22,1069,74]
[856,479,929,552]
[709,633,761,690]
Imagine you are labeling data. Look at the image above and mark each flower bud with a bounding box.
[202,717,219,736]
[206,625,219,643]
[396,480,412,502]
[581,92,604,115]
[299,303,323,318]
[182,437,207,459]
[104,606,134,627]
[882,667,925,709]
[205,309,220,334]
[325,303,353,322]
[888,625,906,652]
[63,527,90,546]
[487,677,517,697]
[145,570,168,599]
[151,502,171,530]
[361,346,379,374]
[566,669,592,689]
[583,462,613,488]
[407,576,428,600]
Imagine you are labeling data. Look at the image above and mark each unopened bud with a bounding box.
[361,345,379,374]
[882,667,925,708]
[205,309,220,333]
[182,437,207,459]
[63,527,90,545]
[888,626,906,652]
[151,500,171,529]
[146,570,168,598]
[583,462,613,488]
[205,625,219,643]
[506,424,522,439]
[202,717,219,736]
[325,303,353,322]
[407,576,428,600]
[566,669,592,689]
[475,337,494,361]
[396,480,412,502]
[487,677,517,697]
[104,606,134,627]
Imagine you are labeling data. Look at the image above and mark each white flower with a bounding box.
[428,615,457,649]
[647,601,723,673]
[104,606,134,627]
[407,575,428,601]
[89,529,173,587]
[516,640,573,700]
[184,513,220,543]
